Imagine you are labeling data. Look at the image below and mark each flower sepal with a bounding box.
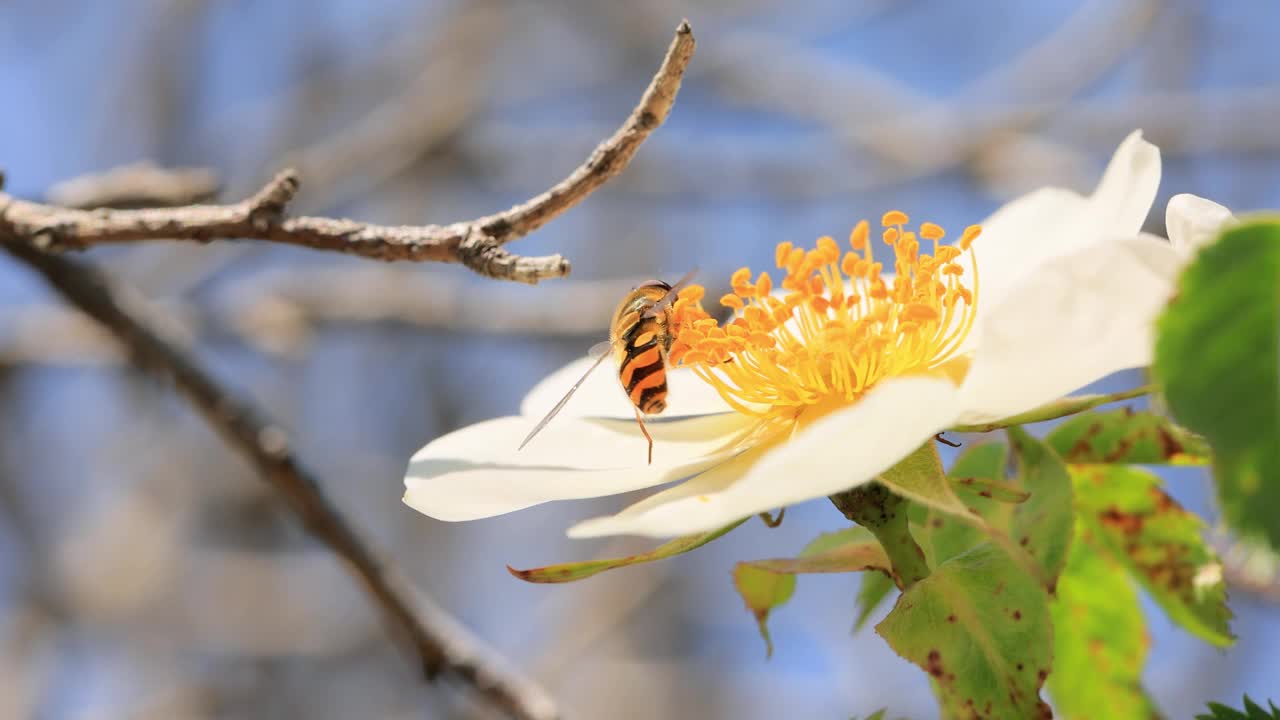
[508,518,748,584]
[950,385,1153,433]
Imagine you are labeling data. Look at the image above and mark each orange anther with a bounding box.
[882,227,900,245]
[841,251,859,276]
[683,350,709,365]
[849,220,870,250]
[678,284,706,303]
[748,332,776,348]
[808,276,825,295]
[817,236,840,263]
[935,246,962,262]
[942,264,964,276]
[959,224,982,250]
[774,241,794,268]
[720,293,744,310]
[785,247,805,273]
[903,304,940,322]
[920,222,945,241]
[756,272,773,297]
[809,296,830,313]
[881,210,909,226]
[804,249,826,270]
[731,267,752,287]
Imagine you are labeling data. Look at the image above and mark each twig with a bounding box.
[0,233,560,720]
[0,21,696,285]
[43,162,221,210]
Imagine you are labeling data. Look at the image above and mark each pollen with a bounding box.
[668,216,980,416]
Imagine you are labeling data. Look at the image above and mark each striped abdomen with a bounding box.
[611,282,673,416]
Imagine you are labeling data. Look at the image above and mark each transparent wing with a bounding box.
[518,340,619,451]
[643,267,699,319]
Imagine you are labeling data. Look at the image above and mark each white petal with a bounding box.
[969,130,1161,308]
[403,412,756,521]
[520,355,736,420]
[955,235,1183,424]
[568,376,963,538]
[1166,193,1237,256]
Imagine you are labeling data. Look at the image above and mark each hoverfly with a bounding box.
[519,269,698,464]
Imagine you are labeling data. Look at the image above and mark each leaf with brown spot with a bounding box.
[1009,428,1075,591]
[1072,465,1234,647]
[1046,408,1209,466]
[734,527,892,655]
[950,475,1031,503]
[877,543,1053,719]
[1048,526,1161,719]
[919,442,1010,567]
[509,518,746,583]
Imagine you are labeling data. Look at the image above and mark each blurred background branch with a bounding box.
[1,204,561,720]
[0,2,1277,718]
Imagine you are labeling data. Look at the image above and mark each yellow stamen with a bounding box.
[881,210,909,226]
[920,222,945,241]
[669,218,981,417]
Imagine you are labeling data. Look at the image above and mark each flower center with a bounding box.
[668,211,981,418]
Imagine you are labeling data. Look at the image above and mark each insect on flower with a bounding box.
[518,268,699,464]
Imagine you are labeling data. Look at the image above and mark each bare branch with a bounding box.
[0,236,560,720]
[43,162,221,210]
[0,20,696,285]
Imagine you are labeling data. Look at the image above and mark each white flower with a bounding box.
[1165,193,1238,256]
[404,131,1182,539]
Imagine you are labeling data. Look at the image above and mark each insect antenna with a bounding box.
[642,267,699,319]
[518,341,617,451]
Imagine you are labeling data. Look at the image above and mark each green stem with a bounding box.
[829,484,930,589]
[949,384,1153,433]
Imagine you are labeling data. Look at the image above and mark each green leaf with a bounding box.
[803,526,878,556]
[918,442,1009,568]
[1008,428,1075,591]
[878,441,970,518]
[876,543,1053,719]
[950,385,1152,433]
[745,539,891,576]
[1072,465,1234,646]
[1196,696,1280,720]
[735,528,892,655]
[853,571,896,633]
[950,475,1030,503]
[1048,528,1160,719]
[1046,408,1210,465]
[733,564,795,658]
[1155,219,1280,549]
[509,519,746,583]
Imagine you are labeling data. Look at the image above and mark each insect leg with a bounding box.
[757,508,785,528]
[634,405,654,465]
